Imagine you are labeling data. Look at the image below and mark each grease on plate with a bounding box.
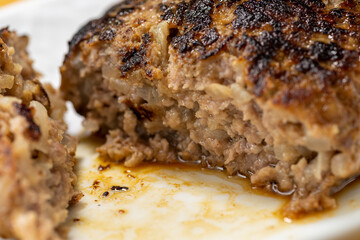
[65,137,360,240]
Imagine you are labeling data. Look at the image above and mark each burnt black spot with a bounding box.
[301,0,325,8]
[201,28,219,46]
[296,58,321,73]
[160,1,189,25]
[159,3,169,12]
[200,34,233,59]
[310,41,343,62]
[329,8,346,18]
[174,2,189,24]
[289,1,347,37]
[184,0,213,31]
[172,32,199,53]
[98,17,123,41]
[233,5,267,29]
[111,186,129,191]
[241,31,285,95]
[162,0,214,54]
[161,7,175,20]
[99,27,117,41]
[120,33,151,74]
[232,0,292,30]
[13,103,41,141]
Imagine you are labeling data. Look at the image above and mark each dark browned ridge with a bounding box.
[61,0,360,218]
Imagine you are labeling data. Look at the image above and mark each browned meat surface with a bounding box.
[0,29,77,240]
[61,0,360,217]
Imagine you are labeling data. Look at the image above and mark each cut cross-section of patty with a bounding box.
[61,0,360,218]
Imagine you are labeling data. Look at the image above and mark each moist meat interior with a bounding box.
[61,0,360,217]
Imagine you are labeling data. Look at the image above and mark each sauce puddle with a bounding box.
[65,137,360,240]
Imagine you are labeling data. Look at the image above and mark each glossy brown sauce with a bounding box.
[66,137,360,239]
[75,136,360,224]
[98,157,360,224]
[119,161,288,202]
[96,157,336,224]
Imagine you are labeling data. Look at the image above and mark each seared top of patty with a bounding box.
[64,0,360,149]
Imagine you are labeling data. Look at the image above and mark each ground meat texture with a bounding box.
[0,29,77,240]
[61,0,360,218]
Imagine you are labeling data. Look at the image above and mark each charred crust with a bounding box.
[160,3,175,21]
[309,41,358,69]
[310,41,344,62]
[119,33,151,75]
[67,19,99,54]
[239,31,285,96]
[232,0,292,30]
[160,2,191,25]
[295,58,321,73]
[163,0,215,54]
[13,102,41,141]
[232,4,270,30]
[99,27,118,41]
[65,0,138,60]
[200,28,219,46]
[200,34,233,60]
[65,0,360,101]
[106,0,135,17]
[172,31,198,53]
[183,0,213,31]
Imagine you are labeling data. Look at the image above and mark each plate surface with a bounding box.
[1,1,360,239]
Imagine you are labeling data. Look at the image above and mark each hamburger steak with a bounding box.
[0,29,77,240]
[61,0,360,217]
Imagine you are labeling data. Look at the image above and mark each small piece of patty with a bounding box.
[0,28,77,240]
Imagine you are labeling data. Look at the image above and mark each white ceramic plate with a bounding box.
[1,1,360,239]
